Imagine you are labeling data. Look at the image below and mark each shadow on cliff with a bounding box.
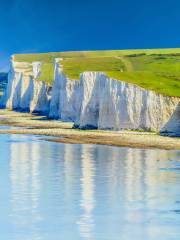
[11,74,23,110]
[62,80,80,122]
[19,76,34,112]
[160,102,180,137]
[74,78,100,130]
[31,83,51,116]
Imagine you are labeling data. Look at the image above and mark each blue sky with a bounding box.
[0,0,180,71]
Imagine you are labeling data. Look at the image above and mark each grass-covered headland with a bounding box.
[14,48,180,97]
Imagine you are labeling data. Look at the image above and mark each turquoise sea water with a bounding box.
[0,132,180,240]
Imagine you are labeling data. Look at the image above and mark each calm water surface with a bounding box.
[0,132,180,240]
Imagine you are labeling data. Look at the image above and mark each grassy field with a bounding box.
[14,48,180,97]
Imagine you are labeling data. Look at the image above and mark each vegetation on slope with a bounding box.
[36,63,54,85]
[14,48,180,97]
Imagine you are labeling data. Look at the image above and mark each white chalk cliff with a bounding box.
[160,103,180,137]
[49,60,180,135]
[49,58,80,120]
[1,58,180,136]
[2,58,51,114]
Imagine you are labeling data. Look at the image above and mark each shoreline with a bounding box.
[0,109,180,150]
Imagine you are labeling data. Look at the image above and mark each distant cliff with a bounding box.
[2,58,51,114]
[0,73,8,97]
[1,57,180,136]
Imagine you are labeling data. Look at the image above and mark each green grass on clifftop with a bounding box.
[14,48,180,97]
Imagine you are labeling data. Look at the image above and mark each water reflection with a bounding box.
[78,145,96,239]
[0,133,179,240]
[10,135,42,240]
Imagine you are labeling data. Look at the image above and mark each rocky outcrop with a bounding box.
[2,59,51,114]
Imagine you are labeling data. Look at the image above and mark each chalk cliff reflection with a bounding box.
[9,135,42,240]
[78,145,96,239]
[6,133,180,240]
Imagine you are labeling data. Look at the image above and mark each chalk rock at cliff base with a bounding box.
[160,103,180,137]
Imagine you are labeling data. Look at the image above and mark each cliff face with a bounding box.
[49,61,179,134]
[160,103,180,137]
[3,60,51,114]
[49,59,80,120]
[79,73,179,131]
[2,58,180,136]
